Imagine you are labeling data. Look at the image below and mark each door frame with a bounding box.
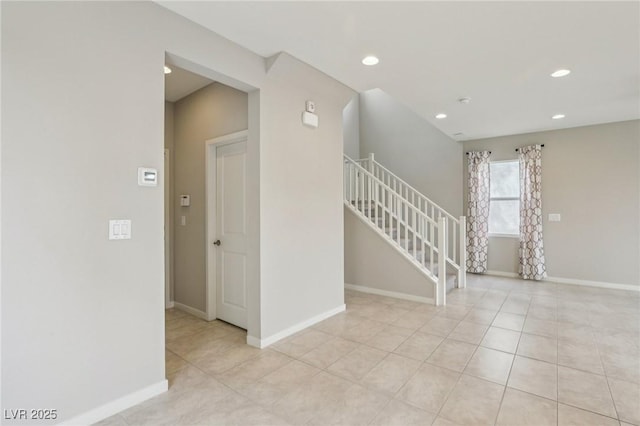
[205,130,249,322]
[164,148,173,309]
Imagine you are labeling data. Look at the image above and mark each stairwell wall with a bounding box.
[358,89,463,216]
[344,88,463,296]
[343,96,360,159]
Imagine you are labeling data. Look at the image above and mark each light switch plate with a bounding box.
[109,219,132,240]
[548,213,561,222]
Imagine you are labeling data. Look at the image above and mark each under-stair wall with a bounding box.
[345,207,435,301]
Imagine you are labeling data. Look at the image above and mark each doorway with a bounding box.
[163,54,259,341]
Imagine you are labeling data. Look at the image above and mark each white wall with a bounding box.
[463,120,640,287]
[2,2,352,423]
[172,83,248,313]
[359,88,463,216]
[258,53,355,340]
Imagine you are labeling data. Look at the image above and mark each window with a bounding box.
[489,160,519,236]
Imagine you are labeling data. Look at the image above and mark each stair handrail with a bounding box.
[355,154,458,225]
[352,153,467,289]
[345,156,437,227]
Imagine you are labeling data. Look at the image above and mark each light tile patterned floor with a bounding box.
[98,275,640,425]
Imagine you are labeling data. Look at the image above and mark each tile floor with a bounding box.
[98,275,640,425]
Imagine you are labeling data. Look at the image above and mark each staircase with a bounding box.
[344,153,466,306]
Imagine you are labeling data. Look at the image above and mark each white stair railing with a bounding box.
[344,155,449,305]
[355,153,467,289]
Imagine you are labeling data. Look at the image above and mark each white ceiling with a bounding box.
[159,1,640,140]
[165,64,213,102]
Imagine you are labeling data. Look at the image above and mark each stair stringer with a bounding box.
[344,205,437,302]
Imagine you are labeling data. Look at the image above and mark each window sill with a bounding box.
[489,233,520,239]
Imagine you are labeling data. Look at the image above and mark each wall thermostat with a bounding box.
[180,195,191,207]
[138,167,158,186]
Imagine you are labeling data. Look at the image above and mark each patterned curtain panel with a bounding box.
[466,151,491,273]
[519,145,547,280]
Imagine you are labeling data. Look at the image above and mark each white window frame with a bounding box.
[489,159,520,238]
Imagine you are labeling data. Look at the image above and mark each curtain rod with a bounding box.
[465,151,492,155]
[515,144,545,152]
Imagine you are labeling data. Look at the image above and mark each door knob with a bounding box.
[213,240,221,246]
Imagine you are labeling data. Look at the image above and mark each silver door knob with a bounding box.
[213,240,221,246]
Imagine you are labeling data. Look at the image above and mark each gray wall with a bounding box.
[343,96,360,159]
[359,89,463,216]
[463,120,640,286]
[172,83,248,312]
[258,53,355,338]
[345,209,434,299]
[2,2,352,423]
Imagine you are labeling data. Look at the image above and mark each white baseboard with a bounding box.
[246,304,346,349]
[345,283,434,304]
[173,302,208,320]
[486,270,519,278]
[61,380,168,426]
[545,275,639,292]
[165,301,175,309]
[485,270,639,292]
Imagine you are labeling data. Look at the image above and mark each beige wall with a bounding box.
[463,120,640,286]
[172,83,248,312]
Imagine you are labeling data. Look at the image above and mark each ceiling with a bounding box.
[165,64,213,102]
[159,1,639,140]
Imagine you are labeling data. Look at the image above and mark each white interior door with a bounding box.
[214,141,247,328]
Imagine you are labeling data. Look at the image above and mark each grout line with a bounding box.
[492,288,523,426]
[556,300,560,426]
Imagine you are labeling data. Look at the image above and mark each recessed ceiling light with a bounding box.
[164,66,172,74]
[552,114,565,120]
[551,69,571,78]
[435,113,447,119]
[362,56,379,66]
